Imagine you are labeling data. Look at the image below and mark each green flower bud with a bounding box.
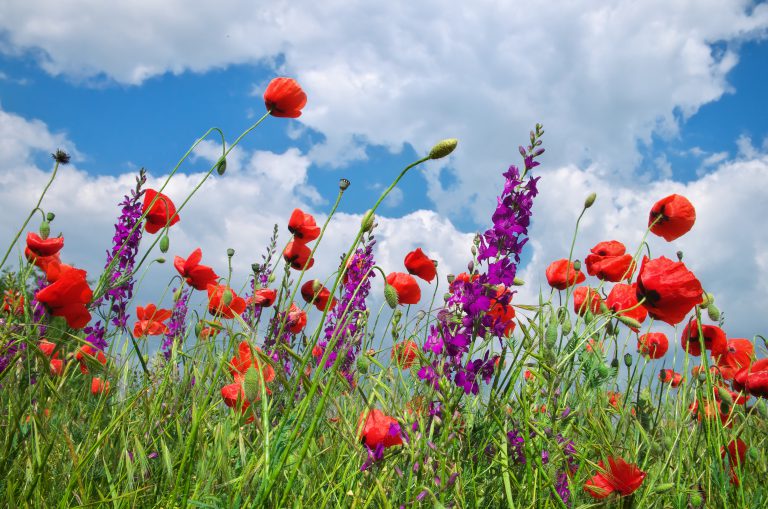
[46,212,56,222]
[222,288,234,307]
[701,292,715,307]
[513,277,525,286]
[384,284,399,309]
[690,493,703,507]
[617,314,642,330]
[757,400,768,419]
[654,483,675,493]
[707,303,721,322]
[39,220,51,240]
[584,310,594,324]
[561,316,572,335]
[194,321,203,337]
[572,260,581,272]
[392,309,402,325]
[624,353,633,368]
[216,157,227,176]
[428,138,458,160]
[717,387,733,406]
[610,358,619,370]
[159,235,170,253]
[356,355,370,374]
[361,210,375,233]
[584,192,596,209]
[545,317,558,348]
[243,366,261,402]
[747,447,759,462]
[156,257,166,264]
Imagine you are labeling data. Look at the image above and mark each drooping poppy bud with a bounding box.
[216,157,227,176]
[159,235,169,253]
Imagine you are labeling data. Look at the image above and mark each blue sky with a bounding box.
[1,0,767,344]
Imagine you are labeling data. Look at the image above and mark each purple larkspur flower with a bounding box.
[161,287,190,359]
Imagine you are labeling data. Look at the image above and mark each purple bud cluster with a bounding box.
[161,287,191,359]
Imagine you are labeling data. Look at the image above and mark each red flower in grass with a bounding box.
[76,344,107,374]
[545,259,585,290]
[488,286,516,336]
[91,377,110,396]
[39,339,64,376]
[49,358,64,376]
[26,232,64,258]
[133,304,172,337]
[635,256,703,326]
[637,332,668,359]
[174,248,218,290]
[35,265,92,329]
[715,338,754,380]
[2,290,25,315]
[649,194,696,241]
[142,189,179,234]
[250,288,277,307]
[207,284,246,319]
[681,320,727,358]
[606,283,647,330]
[404,248,436,283]
[283,241,314,270]
[357,408,403,449]
[732,358,768,399]
[286,303,307,334]
[287,208,320,242]
[26,249,61,273]
[38,339,57,358]
[301,280,337,311]
[573,286,602,316]
[221,342,275,417]
[392,340,418,369]
[264,77,307,118]
[689,399,731,427]
[659,369,683,388]
[386,272,421,305]
[721,438,748,468]
[585,241,635,282]
[584,457,646,499]
[713,383,749,406]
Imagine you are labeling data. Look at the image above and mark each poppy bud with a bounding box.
[654,483,675,493]
[690,493,703,507]
[617,314,642,330]
[357,355,370,374]
[194,321,203,337]
[428,138,458,160]
[605,321,615,335]
[610,358,619,370]
[747,447,759,462]
[216,157,227,176]
[624,353,633,367]
[222,288,234,307]
[339,178,350,191]
[384,284,399,309]
[700,292,714,307]
[757,401,768,419]
[719,399,731,415]
[268,274,276,284]
[698,371,707,383]
[513,277,525,286]
[470,245,477,256]
[159,235,169,253]
[584,192,596,209]
[717,387,733,406]
[545,317,558,348]
[39,220,51,240]
[243,366,260,402]
[156,257,166,264]
[584,310,594,324]
[446,274,455,285]
[392,309,402,325]
[227,248,235,258]
[707,303,721,322]
[361,210,375,233]
[561,315,572,335]
[46,212,56,222]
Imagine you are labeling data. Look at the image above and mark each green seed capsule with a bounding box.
[39,220,51,240]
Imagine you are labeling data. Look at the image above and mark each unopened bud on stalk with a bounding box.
[384,284,399,309]
[610,358,619,370]
[513,277,525,286]
[707,303,721,322]
[545,317,558,348]
[698,371,707,383]
[701,292,715,307]
[747,447,759,462]
[356,355,370,374]
[690,494,703,507]
[428,138,458,160]
[572,260,581,272]
[617,315,642,330]
[757,400,768,419]
[361,210,375,233]
[268,273,276,284]
[159,235,169,253]
[243,366,261,401]
[156,257,166,264]
[624,354,633,367]
[251,263,260,274]
[194,321,203,337]
[339,178,350,191]
[39,221,50,240]
[46,212,56,222]
[561,316,572,335]
[717,387,733,406]
[719,399,731,415]
[654,483,675,493]
[216,157,227,176]
[605,321,615,335]
[222,288,234,307]
[392,309,402,325]
[584,192,596,209]
[470,245,477,256]
[584,310,594,324]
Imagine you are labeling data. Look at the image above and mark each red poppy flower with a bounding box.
[91,377,110,396]
[584,457,646,499]
[637,332,668,359]
[524,370,533,381]
[606,283,647,330]
[715,339,754,380]
[222,342,275,415]
[732,358,768,398]
[659,369,683,388]
[38,339,56,358]
[545,259,586,290]
[34,265,92,329]
[488,286,516,336]
[286,303,307,334]
[404,248,437,283]
[689,398,731,427]
[586,338,604,353]
[76,344,107,374]
[681,319,727,358]
[133,303,172,337]
[573,286,602,316]
[312,344,323,360]
[635,256,703,326]
[357,408,403,449]
[287,209,321,242]
[25,248,61,273]
[386,272,421,305]
[713,383,750,406]
[648,194,696,242]
[263,77,307,118]
[174,248,218,291]
[49,358,64,376]
[606,391,622,409]
[721,438,748,467]
[26,232,64,258]
[300,280,337,311]
[2,290,25,315]
[198,321,222,340]
[283,241,314,271]
[142,189,180,234]
[207,284,246,319]
[392,340,418,369]
[250,288,277,307]
[585,241,635,282]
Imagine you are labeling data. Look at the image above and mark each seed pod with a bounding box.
[339,178,350,191]
[623,353,633,368]
[39,220,51,240]
[572,260,581,272]
[159,235,170,253]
